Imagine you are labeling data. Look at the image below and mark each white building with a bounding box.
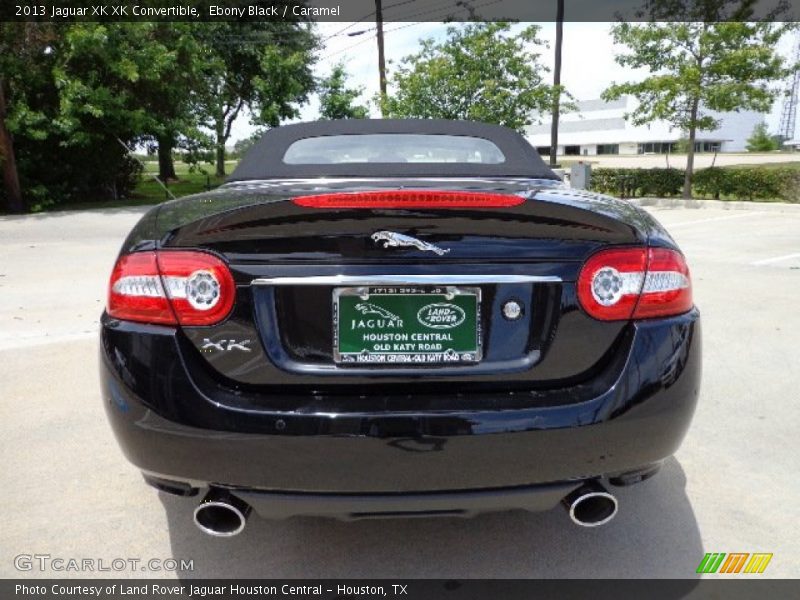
[526,97,764,156]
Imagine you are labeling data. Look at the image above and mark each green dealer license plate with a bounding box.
[333,286,481,365]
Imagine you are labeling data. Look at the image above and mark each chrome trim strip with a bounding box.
[223,177,562,186]
[251,274,562,286]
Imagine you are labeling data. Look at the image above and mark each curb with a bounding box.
[627,197,800,212]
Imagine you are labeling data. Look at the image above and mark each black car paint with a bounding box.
[101,178,700,517]
[101,120,698,519]
[120,179,674,387]
[101,308,700,493]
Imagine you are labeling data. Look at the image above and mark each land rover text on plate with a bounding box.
[100,119,701,535]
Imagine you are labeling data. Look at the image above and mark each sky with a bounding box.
[227,21,798,144]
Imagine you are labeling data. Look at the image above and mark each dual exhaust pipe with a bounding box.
[191,481,618,536]
[561,480,619,527]
[193,490,251,537]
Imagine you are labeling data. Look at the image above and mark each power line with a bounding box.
[321,0,419,42]
[321,33,376,60]
[383,0,436,16]
[195,0,503,48]
[323,2,458,47]
[333,0,505,41]
[320,21,442,61]
[218,0,506,58]
[388,0,465,22]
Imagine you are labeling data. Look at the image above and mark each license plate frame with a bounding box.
[333,286,482,365]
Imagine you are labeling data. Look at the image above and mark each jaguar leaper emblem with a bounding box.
[354,302,402,324]
[352,302,404,329]
[371,231,450,256]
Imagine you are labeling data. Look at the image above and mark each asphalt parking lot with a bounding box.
[1,201,799,579]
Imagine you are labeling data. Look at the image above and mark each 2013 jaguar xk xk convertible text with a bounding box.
[100,119,701,536]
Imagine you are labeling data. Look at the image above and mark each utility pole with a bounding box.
[375,0,388,116]
[549,0,564,167]
[778,31,800,142]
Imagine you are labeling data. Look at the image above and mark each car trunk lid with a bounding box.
[156,178,646,391]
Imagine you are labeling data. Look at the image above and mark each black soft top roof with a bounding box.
[228,119,559,181]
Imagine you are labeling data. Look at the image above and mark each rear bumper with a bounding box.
[100,309,701,513]
[202,482,580,520]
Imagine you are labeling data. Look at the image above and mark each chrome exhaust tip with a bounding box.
[193,490,252,537]
[562,482,618,527]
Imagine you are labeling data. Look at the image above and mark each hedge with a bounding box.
[589,168,683,198]
[588,166,799,203]
[692,167,800,202]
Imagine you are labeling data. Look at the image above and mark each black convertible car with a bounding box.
[100,119,700,536]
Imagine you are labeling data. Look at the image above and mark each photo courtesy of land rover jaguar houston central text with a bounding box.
[100,119,701,536]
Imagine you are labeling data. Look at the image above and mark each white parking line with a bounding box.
[751,252,800,266]
[0,331,96,351]
[665,212,764,227]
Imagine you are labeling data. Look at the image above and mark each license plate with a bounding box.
[333,286,481,365]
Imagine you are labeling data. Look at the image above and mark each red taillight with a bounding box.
[577,248,648,321]
[633,248,693,319]
[107,252,175,325]
[107,250,235,326]
[577,247,692,321]
[292,190,525,209]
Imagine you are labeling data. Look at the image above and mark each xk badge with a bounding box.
[201,339,252,352]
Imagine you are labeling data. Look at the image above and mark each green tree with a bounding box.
[746,122,779,152]
[55,24,207,183]
[192,22,319,177]
[53,24,203,192]
[0,23,58,213]
[602,11,794,198]
[137,24,207,181]
[232,133,260,158]
[318,62,369,120]
[674,137,692,154]
[0,23,204,211]
[383,22,567,131]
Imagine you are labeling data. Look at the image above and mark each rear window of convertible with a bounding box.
[282,134,506,165]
